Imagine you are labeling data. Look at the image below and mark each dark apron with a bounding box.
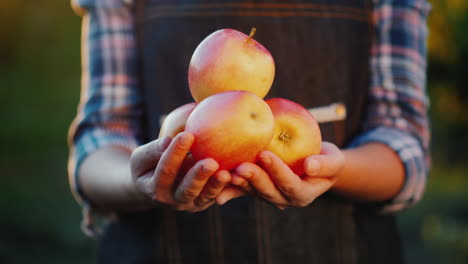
[98,0,404,263]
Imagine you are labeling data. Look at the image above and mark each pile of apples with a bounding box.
[159,28,321,176]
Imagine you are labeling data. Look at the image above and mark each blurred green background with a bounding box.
[1,0,467,263]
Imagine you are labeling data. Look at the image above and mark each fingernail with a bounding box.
[157,137,171,151]
[259,154,271,165]
[178,133,192,147]
[306,159,320,175]
[237,169,251,178]
[217,172,230,184]
[202,162,217,173]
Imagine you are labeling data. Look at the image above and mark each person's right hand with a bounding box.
[130,132,231,212]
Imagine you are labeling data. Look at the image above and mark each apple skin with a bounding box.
[188,28,275,102]
[265,98,322,176]
[158,102,197,139]
[185,91,275,171]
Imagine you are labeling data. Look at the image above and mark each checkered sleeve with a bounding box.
[348,0,431,213]
[68,0,143,214]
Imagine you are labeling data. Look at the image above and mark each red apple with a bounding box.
[188,28,275,102]
[265,98,322,176]
[185,91,275,171]
[158,102,197,139]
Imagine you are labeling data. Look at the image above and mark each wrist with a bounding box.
[79,146,158,211]
[328,143,405,202]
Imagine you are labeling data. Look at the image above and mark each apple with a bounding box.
[188,28,275,102]
[158,102,197,139]
[185,90,275,171]
[265,98,322,176]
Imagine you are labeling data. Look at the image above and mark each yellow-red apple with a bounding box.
[158,102,197,139]
[185,91,275,171]
[265,98,322,176]
[188,28,275,102]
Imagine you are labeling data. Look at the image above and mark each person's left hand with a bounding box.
[216,142,345,209]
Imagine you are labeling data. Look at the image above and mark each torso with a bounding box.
[97,1,404,263]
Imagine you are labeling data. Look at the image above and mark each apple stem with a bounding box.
[246,27,256,44]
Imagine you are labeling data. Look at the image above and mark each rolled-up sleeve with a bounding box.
[348,0,431,213]
[67,0,143,208]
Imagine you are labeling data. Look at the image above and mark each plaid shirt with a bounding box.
[69,0,432,220]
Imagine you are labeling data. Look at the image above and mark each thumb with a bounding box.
[130,137,172,178]
[304,142,345,177]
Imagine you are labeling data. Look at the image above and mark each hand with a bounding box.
[130,132,232,212]
[217,142,345,209]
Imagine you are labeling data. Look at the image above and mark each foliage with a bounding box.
[0,1,96,263]
[399,1,468,263]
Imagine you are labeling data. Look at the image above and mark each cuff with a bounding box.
[68,130,139,236]
[71,0,132,15]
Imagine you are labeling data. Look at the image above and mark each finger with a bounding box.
[236,162,288,205]
[231,173,254,193]
[304,142,345,177]
[194,170,231,206]
[130,137,171,178]
[231,174,249,187]
[154,132,194,193]
[216,186,248,205]
[257,151,303,197]
[174,158,219,203]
